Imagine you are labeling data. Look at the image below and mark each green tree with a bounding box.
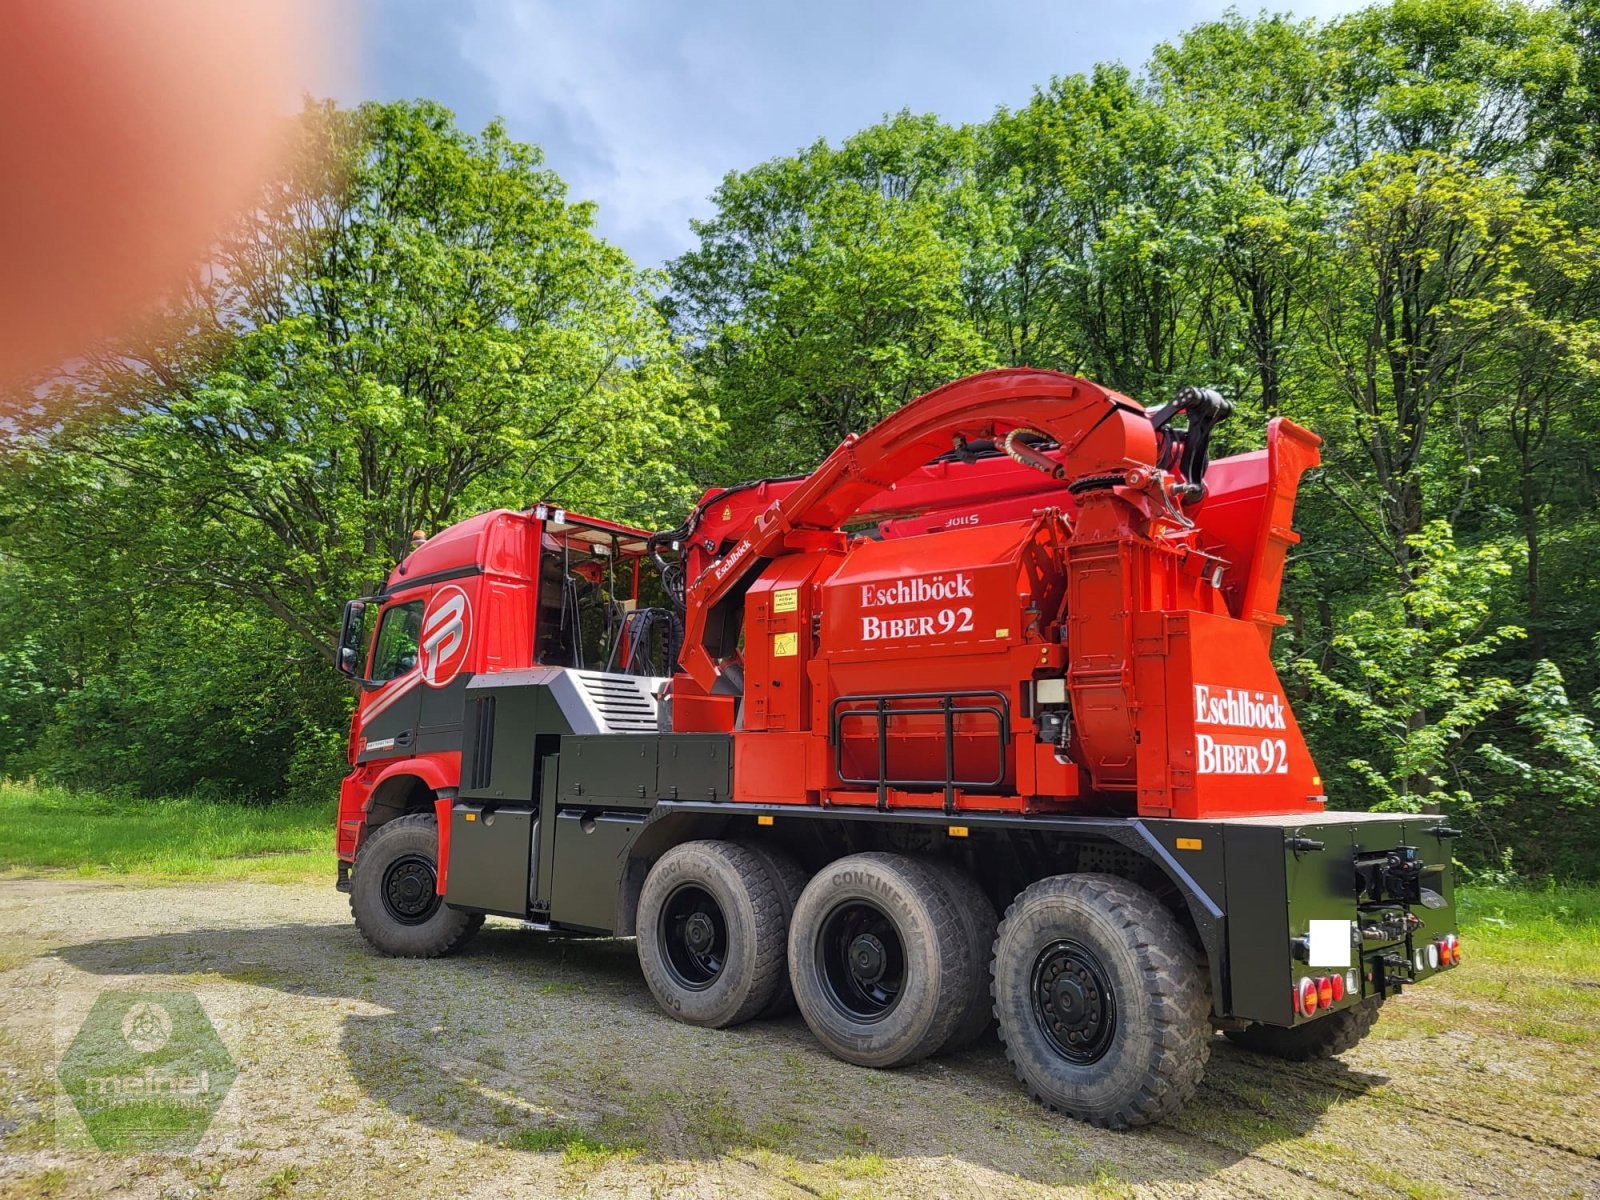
[0,100,705,798]
[1295,521,1525,811]
[1299,153,1568,579]
[4,100,705,661]
[1149,13,1331,417]
[668,116,989,477]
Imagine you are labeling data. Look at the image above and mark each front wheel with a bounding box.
[992,873,1210,1129]
[350,813,483,957]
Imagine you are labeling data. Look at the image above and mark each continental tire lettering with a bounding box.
[827,871,917,924]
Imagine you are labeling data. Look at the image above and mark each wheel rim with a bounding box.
[659,883,728,990]
[382,853,441,926]
[1030,939,1117,1064]
[816,900,906,1022]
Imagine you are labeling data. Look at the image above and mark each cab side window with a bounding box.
[369,600,423,682]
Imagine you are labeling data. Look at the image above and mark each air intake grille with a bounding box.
[573,671,659,733]
[468,695,496,790]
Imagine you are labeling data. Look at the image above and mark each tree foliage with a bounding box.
[666,0,1600,874]
[0,100,707,799]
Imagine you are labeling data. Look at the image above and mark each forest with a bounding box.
[1,0,1596,878]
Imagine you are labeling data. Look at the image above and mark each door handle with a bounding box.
[395,730,414,747]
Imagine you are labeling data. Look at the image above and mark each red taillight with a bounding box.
[1317,976,1334,1008]
[1298,976,1319,1016]
[1329,972,1345,1003]
[1446,933,1461,965]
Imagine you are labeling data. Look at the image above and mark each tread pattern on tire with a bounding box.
[992,872,1211,1129]
[789,851,972,1069]
[736,841,809,1018]
[922,859,998,1054]
[350,812,484,958]
[1224,998,1382,1061]
[637,839,790,1029]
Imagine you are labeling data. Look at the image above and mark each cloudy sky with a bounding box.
[329,0,1363,271]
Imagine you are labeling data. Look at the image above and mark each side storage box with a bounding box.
[549,810,643,932]
[658,734,732,801]
[557,735,658,808]
[445,802,535,918]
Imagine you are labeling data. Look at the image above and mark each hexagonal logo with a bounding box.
[57,991,237,1152]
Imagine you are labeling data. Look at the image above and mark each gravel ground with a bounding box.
[0,876,1596,1199]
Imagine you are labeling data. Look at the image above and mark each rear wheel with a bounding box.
[350,813,483,958]
[992,873,1210,1128]
[923,860,998,1054]
[1225,999,1382,1060]
[636,840,789,1028]
[788,852,970,1069]
[737,841,809,1017]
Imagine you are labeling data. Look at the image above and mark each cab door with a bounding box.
[414,581,476,753]
[355,591,427,764]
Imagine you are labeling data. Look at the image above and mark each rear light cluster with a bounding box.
[1300,936,1460,1017]
[1295,970,1357,1016]
[1414,933,1462,973]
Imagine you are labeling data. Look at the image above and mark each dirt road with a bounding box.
[0,877,1595,1199]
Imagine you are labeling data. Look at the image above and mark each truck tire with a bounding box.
[992,873,1210,1129]
[636,840,789,1029]
[350,813,484,958]
[1225,998,1382,1060]
[788,852,971,1069]
[922,859,998,1054]
[737,841,809,1018]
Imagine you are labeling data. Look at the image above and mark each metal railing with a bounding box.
[828,690,1010,812]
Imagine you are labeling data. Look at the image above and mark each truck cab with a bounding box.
[333,505,669,873]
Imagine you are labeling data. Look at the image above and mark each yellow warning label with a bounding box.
[773,632,798,657]
[773,588,799,614]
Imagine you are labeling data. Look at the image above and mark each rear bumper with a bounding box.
[1194,811,1459,1026]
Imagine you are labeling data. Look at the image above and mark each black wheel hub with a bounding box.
[382,854,441,926]
[1031,940,1117,1064]
[660,884,727,991]
[850,933,887,982]
[817,901,905,1022]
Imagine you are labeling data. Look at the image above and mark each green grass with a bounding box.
[505,1123,643,1165]
[0,779,334,883]
[1458,881,1600,938]
[1450,883,1600,1044]
[1457,882,1600,975]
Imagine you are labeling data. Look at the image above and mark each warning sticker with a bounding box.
[773,632,798,657]
[773,588,798,613]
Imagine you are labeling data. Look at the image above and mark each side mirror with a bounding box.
[336,599,369,679]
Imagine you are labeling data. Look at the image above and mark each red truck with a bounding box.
[334,369,1461,1127]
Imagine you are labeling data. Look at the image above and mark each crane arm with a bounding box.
[677,368,1166,694]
